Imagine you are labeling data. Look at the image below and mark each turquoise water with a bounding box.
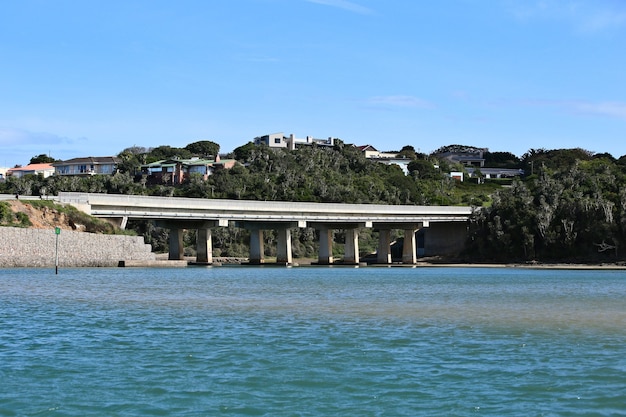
[1,266,625,416]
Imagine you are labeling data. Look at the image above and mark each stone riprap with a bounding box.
[0,227,155,267]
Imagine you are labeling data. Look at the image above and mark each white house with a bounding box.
[254,132,335,150]
[6,163,55,178]
[53,156,120,176]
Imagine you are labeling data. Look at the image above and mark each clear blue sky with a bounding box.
[2,0,626,166]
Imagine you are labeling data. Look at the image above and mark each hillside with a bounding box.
[0,199,125,234]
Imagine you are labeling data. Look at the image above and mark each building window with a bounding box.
[274,138,281,144]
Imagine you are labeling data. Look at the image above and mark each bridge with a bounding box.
[58,192,474,265]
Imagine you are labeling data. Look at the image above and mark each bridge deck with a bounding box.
[58,192,473,226]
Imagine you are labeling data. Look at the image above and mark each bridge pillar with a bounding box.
[169,228,184,260]
[402,228,418,264]
[196,228,213,264]
[344,228,360,264]
[318,228,334,265]
[107,216,128,230]
[276,227,293,264]
[377,229,392,264]
[249,229,265,264]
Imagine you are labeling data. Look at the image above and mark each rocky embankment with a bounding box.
[0,200,156,267]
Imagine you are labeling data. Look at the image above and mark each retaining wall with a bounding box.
[0,227,155,267]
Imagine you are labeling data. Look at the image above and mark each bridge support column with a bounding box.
[402,228,418,264]
[344,228,360,264]
[169,228,184,260]
[196,228,213,264]
[377,229,392,264]
[107,216,128,230]
[318,228,334,265]
[249,229,265,264]
[276,228,293,265]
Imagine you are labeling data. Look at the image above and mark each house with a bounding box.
[140,157,236,184]
[449,171,464,181]
[356,145,399,159]
[6,163,55,178]
[435,146,487,167]
[253,132,335,150]
[466,167,524,180]
[356,145,411,174]
[53,156,120,176]
[0,167,9,181]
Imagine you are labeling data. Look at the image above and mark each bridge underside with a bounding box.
[153,219,468,266]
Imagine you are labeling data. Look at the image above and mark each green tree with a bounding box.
[146,146,192,163]
[185,140,220,158]
[29,154,57,164]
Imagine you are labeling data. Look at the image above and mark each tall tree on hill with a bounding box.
[29,154,56,164]
[185,140,220,158]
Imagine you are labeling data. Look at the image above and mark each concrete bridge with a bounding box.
[58,192,474,265]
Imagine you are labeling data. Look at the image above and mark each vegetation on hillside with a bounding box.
[467,154,626,263]
[2,140,626,262]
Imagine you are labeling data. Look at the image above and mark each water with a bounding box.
[1,266,625,416]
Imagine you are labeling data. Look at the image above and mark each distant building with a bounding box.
[449,171,464,181]
[356,145,399,159]
[356,145,411,175]
[435,146,487,167]
[253,132,335,150]
[140,157,237,185]
[7,163,55,178]
[0,167,9,181]
[53,156,120,176]
[466,167,524,180]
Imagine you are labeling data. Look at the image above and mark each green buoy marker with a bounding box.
[55,227,61,274]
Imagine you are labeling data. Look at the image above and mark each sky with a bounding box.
[2,0,626,166]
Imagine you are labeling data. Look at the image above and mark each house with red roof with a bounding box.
[6,163,55,178]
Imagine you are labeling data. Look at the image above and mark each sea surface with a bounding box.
[1,266,625,416]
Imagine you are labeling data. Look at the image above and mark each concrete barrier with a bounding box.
[0,227,155,267]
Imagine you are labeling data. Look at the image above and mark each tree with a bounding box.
[397,145,417,160]
[29,154,56,164]
[185,140,220,158]
[407,159,440,180]
[233,142,257,162]
[484,151,521,168]
[145,146,192,163]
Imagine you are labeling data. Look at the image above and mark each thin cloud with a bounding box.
[505,0,626,32]
[0,127,71,146]
[519,99,626,120]
[365,95,434,109]
[569,100,626,119]
[306,0,373,15]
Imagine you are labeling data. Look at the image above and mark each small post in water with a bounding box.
[54,226,61,274]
